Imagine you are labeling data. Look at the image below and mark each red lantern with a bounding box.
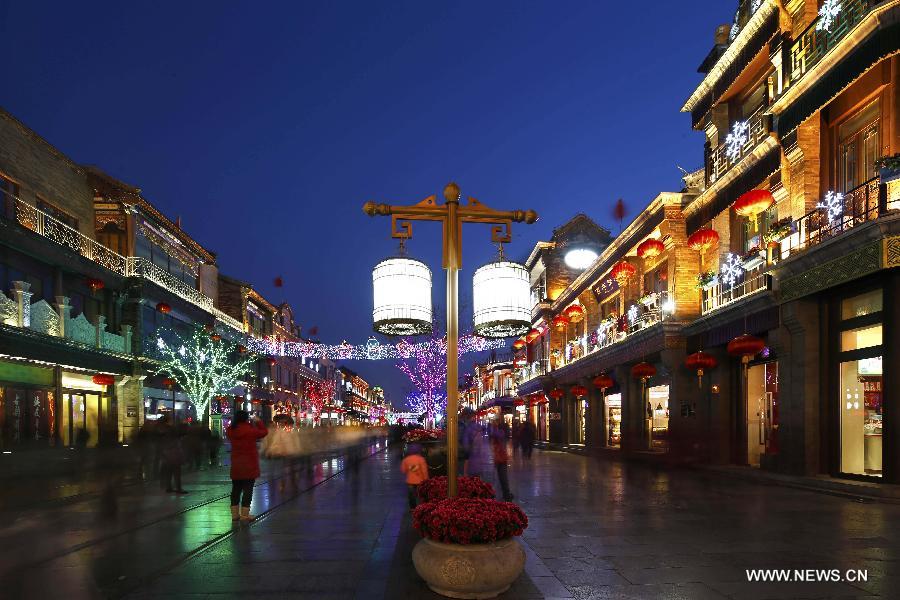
[593,373,614,391]
[237,345,247,353]
[571,385,588,398]
[727,334,765,364]
[267,357,277,367]
[549,388,564,400]
[525,328,541,343]
[631,362,656,381]
[734,189,774,232]
[162,377,175,388]
[564,304,585,323]
[687,228,720,252]
[156,302,171,314]
[211,334,222,342]
[611,260,636,286]
[87,278,104,292]
[551,314,569,330]
[685,351,717,388]
[512,339,526,351]
[637,238,665,260]
[91,374,115,386]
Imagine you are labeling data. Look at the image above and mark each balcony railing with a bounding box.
[701,264,772,315]
[780,177,894,258]
[3,191,243,332]
[787,0,873,90]
[547,291,674,373]
[708,105,770,185]
[516,360,548,385]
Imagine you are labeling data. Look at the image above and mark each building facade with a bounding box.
[516,0,900,487]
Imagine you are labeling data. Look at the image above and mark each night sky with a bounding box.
[2,1,727,407]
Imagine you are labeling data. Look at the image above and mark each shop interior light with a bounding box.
[564,248,599,270]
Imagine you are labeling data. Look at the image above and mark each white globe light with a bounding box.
[372,257,433,336]
[564,248,598,270]
[472,260,530,338]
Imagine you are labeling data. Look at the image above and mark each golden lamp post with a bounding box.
[364,182,537,498]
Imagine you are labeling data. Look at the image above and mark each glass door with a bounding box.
[838,289,883,478]
[605,393,622,448]
[840,357,882,477]
[65,392,101,448]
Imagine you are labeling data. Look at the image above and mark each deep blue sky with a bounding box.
[2,1,727,406]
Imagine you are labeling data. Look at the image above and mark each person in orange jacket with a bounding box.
[401,443,429,509]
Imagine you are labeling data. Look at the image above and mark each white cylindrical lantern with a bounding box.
[372,257,433,336]
[472,260,530,338]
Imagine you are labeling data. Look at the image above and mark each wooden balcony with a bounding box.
[707,105,771,186]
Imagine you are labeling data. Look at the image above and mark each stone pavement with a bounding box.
[120,437,898,600]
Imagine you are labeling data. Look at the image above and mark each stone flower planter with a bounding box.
[412,537,525,599]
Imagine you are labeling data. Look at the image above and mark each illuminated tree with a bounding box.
[398,334,447,427]
[154,326,255,424]
[306,378,335,421]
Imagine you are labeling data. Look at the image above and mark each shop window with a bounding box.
[838,289,883,477]
[837,100,880,194]
[743,204,777,253]
[841,289,882,319]
[643,260,668,294]
[841,324,882,352]
[605,393,621,448]
[648,385,669,451]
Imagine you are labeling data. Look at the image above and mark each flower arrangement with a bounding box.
[763,218,793,245]
[413,498,528,545]
[403,428,445,443]
[696,271,716,289]
[417,475,496,503]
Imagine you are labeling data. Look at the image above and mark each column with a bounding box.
[12,281,32,327]
[779,297,822,476]
[55,296,70,338]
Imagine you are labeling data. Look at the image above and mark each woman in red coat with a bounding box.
[227,410,268,521]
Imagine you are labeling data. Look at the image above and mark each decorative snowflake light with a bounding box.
[627,304,639,326]
[719,253,744,289]
[816,191,845,224]
[751,0,762,12]
[729,21,740,41]
[725,121,750,161]
[816,0,842,32]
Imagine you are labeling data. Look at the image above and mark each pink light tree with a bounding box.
[398,334,447,428]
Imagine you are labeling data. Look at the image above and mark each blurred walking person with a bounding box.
[227,410,268,521]
[159,415,188,494]
[491,422,514,501]
[520,420,535,459]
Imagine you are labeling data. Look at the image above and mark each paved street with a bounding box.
[6,437,896,599]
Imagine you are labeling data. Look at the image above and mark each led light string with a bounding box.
[244,334,505,361]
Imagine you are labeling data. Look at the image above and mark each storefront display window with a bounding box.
[648,385,669,451]
[838,289,883,478]
[605,393,621,448]
[840,358,882,477]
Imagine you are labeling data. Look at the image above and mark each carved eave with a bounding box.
[682,0,779,113]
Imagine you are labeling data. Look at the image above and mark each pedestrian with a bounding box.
[208,428,222,467]
[459,409,478,476]
[159,415,188,494]
[491,422,514,501]
[520,420,535,459]
[400,443,429,510]
[511,422,521,455]
[227,409,268,521]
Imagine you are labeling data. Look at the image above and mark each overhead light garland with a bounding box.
[245,334,504,361]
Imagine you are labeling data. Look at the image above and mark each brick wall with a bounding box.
[0,111,95,238]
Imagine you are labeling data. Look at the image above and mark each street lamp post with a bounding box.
[364,182,536,497]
